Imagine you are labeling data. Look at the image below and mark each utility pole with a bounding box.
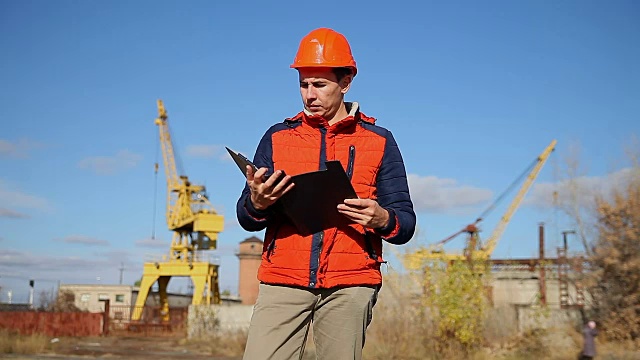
[562,230,576,253]
[29,280,35,308]
[119,263,125,285]
[559,230,576,308]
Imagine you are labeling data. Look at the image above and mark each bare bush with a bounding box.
[184,328,248,357]
[45,290,82,312]
[554,138,640,342]
[36,289,55,311]
[587,168,640,341]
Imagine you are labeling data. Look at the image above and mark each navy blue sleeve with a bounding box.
[374,130,416,245]
[236,127,277,232]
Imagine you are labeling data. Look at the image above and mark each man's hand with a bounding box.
[337,198,390,229]
[247,165,294,210]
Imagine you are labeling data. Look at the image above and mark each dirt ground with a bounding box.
[0,335,242,360]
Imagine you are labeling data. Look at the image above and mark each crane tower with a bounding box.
[132,100,224,322]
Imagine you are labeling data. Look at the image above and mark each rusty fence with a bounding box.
[108,305,188,335]
[0,311,103,337]
[0,305,189,337]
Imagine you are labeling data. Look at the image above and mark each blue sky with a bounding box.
[1,0,638,302]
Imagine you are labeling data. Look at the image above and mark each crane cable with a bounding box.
[473,156,539,224]
[151,127,160,241]
[436,156,540,246]
[168,120,185,177]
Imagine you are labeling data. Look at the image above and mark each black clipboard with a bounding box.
[226,147,257,173]
[226,147,357,235]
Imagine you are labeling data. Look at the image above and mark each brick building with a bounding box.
[236,236,263,305]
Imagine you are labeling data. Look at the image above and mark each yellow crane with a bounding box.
[132,100,224,322]
[404,140,557,269]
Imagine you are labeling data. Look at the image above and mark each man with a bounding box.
[236,27,416,360]
[581,320,598,360]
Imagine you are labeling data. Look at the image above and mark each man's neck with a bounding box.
[327,103,349,126]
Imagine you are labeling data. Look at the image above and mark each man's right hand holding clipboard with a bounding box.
[225,147,295,211]
[246,166,295,211]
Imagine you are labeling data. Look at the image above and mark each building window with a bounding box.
[114,311,124,320]
[115,294,125,303]
[80,293,90,302]
[98,294,108,301]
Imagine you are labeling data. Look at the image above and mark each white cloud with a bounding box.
[0,178,52,215]
[185,144,232,162]
[135,237,170,249]
[526,167,639,208]
[55,235,110,246]
[92,250,141,271]
[186,144,220,158]
[0,207,30,219]
[77,150,142,175]
[0,138,44,158]
[0,244,238,301]
[407,174,494,214]
[0,249,103,273]
[0,249,140,291]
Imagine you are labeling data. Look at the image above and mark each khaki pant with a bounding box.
[242,283,379,360]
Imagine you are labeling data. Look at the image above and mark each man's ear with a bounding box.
[340,75,353,94]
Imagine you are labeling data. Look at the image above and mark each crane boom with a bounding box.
[480,139,557,257]
[155,100,181,227]
[403,139,557,270]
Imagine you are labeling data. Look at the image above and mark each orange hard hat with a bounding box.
[290,28,357,76]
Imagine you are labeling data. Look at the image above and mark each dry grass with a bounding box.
[187,316,638,360]
[359,271,640,360]
[0,329,49,354]
[184,328,248,357]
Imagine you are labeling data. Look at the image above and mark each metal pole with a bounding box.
[119,263,124,285]
[539,223,546,306]
[29,280,34,308]
[100,299,110,336]
[562,230,575,253]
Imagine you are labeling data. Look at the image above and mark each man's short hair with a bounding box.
[332,67,353,82]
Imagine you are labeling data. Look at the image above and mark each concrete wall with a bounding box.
[188,304,254,338]
[516,306,583,332]
[491,271,584,309]
[213,304,254,331]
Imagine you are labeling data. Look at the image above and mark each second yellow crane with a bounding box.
[404,140,557,269]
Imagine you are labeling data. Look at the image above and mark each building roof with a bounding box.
[240,236,263,244]
[60,284,133,289]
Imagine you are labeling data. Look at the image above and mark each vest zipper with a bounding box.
[266,224,281,262]
[364,232,377,260]
[346,145,356,180]
[309,127,328,287]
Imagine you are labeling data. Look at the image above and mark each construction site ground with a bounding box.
[0,335,243,360]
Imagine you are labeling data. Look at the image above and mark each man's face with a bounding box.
[298,67,351,120]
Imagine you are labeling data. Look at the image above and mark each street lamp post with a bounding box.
[562,230,576,252]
